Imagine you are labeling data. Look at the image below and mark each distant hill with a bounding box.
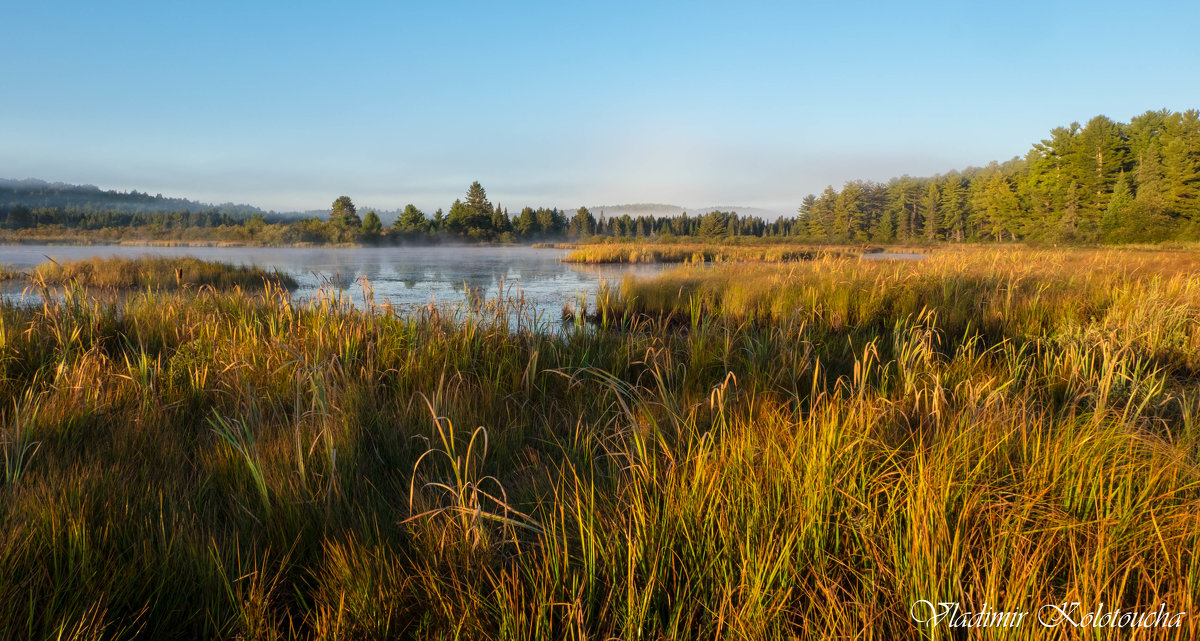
[0,178,269,218]
[1,179,797,225]
[588,202,791,220]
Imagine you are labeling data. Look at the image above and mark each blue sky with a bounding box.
[3,1,1199,214]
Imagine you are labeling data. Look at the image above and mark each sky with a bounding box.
[3,0,1200,215]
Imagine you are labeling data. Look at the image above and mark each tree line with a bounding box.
[3,109,1197,245]
[796,109,1200,243]
[290,185,781,245]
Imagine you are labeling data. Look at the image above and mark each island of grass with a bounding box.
[17,255,298,291]
[553,239,940,264]
[1,248,1199,639]
[559,242,849,264]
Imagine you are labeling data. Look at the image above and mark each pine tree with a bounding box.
[970,172,1021,241]
[873,207,896,242]
[466,182,489,211]
[1058,182,1080,240]
[1161,110,1200,223]
[889,177,920,241]
[361,211,383,241]
[834,182,866,241]
[514,207,540,238]
[807,187,837,241]
[569,207,595,239]
[1101,171,1133,240]
[796,194,817,238]
[922,182,940,241]
[447,182,495,238]
[394,204,427,235]
[1135,143,1168,216]
[939,176,967,242]
[1076,115,1131,222]
[330,196,359,228]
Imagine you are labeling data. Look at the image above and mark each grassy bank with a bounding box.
[2,249,1199,639]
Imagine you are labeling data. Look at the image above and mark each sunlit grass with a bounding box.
[562,242,864,264]
[28,255,297,291]
[1,247,1198,639]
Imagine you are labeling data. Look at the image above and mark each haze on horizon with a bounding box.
[3,1,1199,215]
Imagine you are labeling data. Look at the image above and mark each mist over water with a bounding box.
[0,245,665,321]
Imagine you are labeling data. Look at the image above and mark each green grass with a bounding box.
[1,248,1199,639]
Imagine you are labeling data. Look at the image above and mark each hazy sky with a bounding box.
[3,1,1199,214]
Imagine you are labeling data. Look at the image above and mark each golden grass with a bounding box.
[563,242,866,263]
[1,247,1199,639]
[28,255,297,291]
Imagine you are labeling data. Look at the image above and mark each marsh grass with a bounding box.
[562,242,865,264]
[28,255,298,291]
[0,247,1199,639]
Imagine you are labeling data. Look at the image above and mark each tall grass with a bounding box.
[0,247,1198,639]
[563,243,864,264]
[28,256,297,291]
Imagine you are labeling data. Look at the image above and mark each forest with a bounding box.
[796,109,1200,243]
[2,109,1197,245]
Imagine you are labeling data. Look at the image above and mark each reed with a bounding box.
[27,255,298,291]
[0,247,1198,639]
[562,242,865,264]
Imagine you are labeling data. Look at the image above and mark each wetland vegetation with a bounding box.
[21,256,297,291]
[2,247,1199,639]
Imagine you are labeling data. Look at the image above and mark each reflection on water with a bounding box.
[0,245,664,320]
[860,252,926,260]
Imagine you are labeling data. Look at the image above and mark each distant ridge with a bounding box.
[0,178,270,218]
[1,179,797,223]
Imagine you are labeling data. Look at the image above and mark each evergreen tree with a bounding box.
[491,207,513,236]
[465,181,490,212]
[806,187,837,241]
[514,207,540,238]
[1058,182,1080,240]
[1077,115,1131,220]
[834,181,866,241]
[796,194,817,238]
[394,204,427,235]
[1161,110,1200,223]
[922,182,940,241]
[569,207,596,239]
[536,208,567,236]
[889,177,920,241]
[939,176,967,242]
[698,211,732,239]
[446,182,495,238]
[970,172,1021,240]
[1135,143,1168,217]
[361,210,383,241]
[330,196,359,228]
[1101,171,1133,239]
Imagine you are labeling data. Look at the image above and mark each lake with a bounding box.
[0,244,665,321]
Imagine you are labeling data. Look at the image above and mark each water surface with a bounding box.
[860,252,926,260]
[0,245,664,321]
